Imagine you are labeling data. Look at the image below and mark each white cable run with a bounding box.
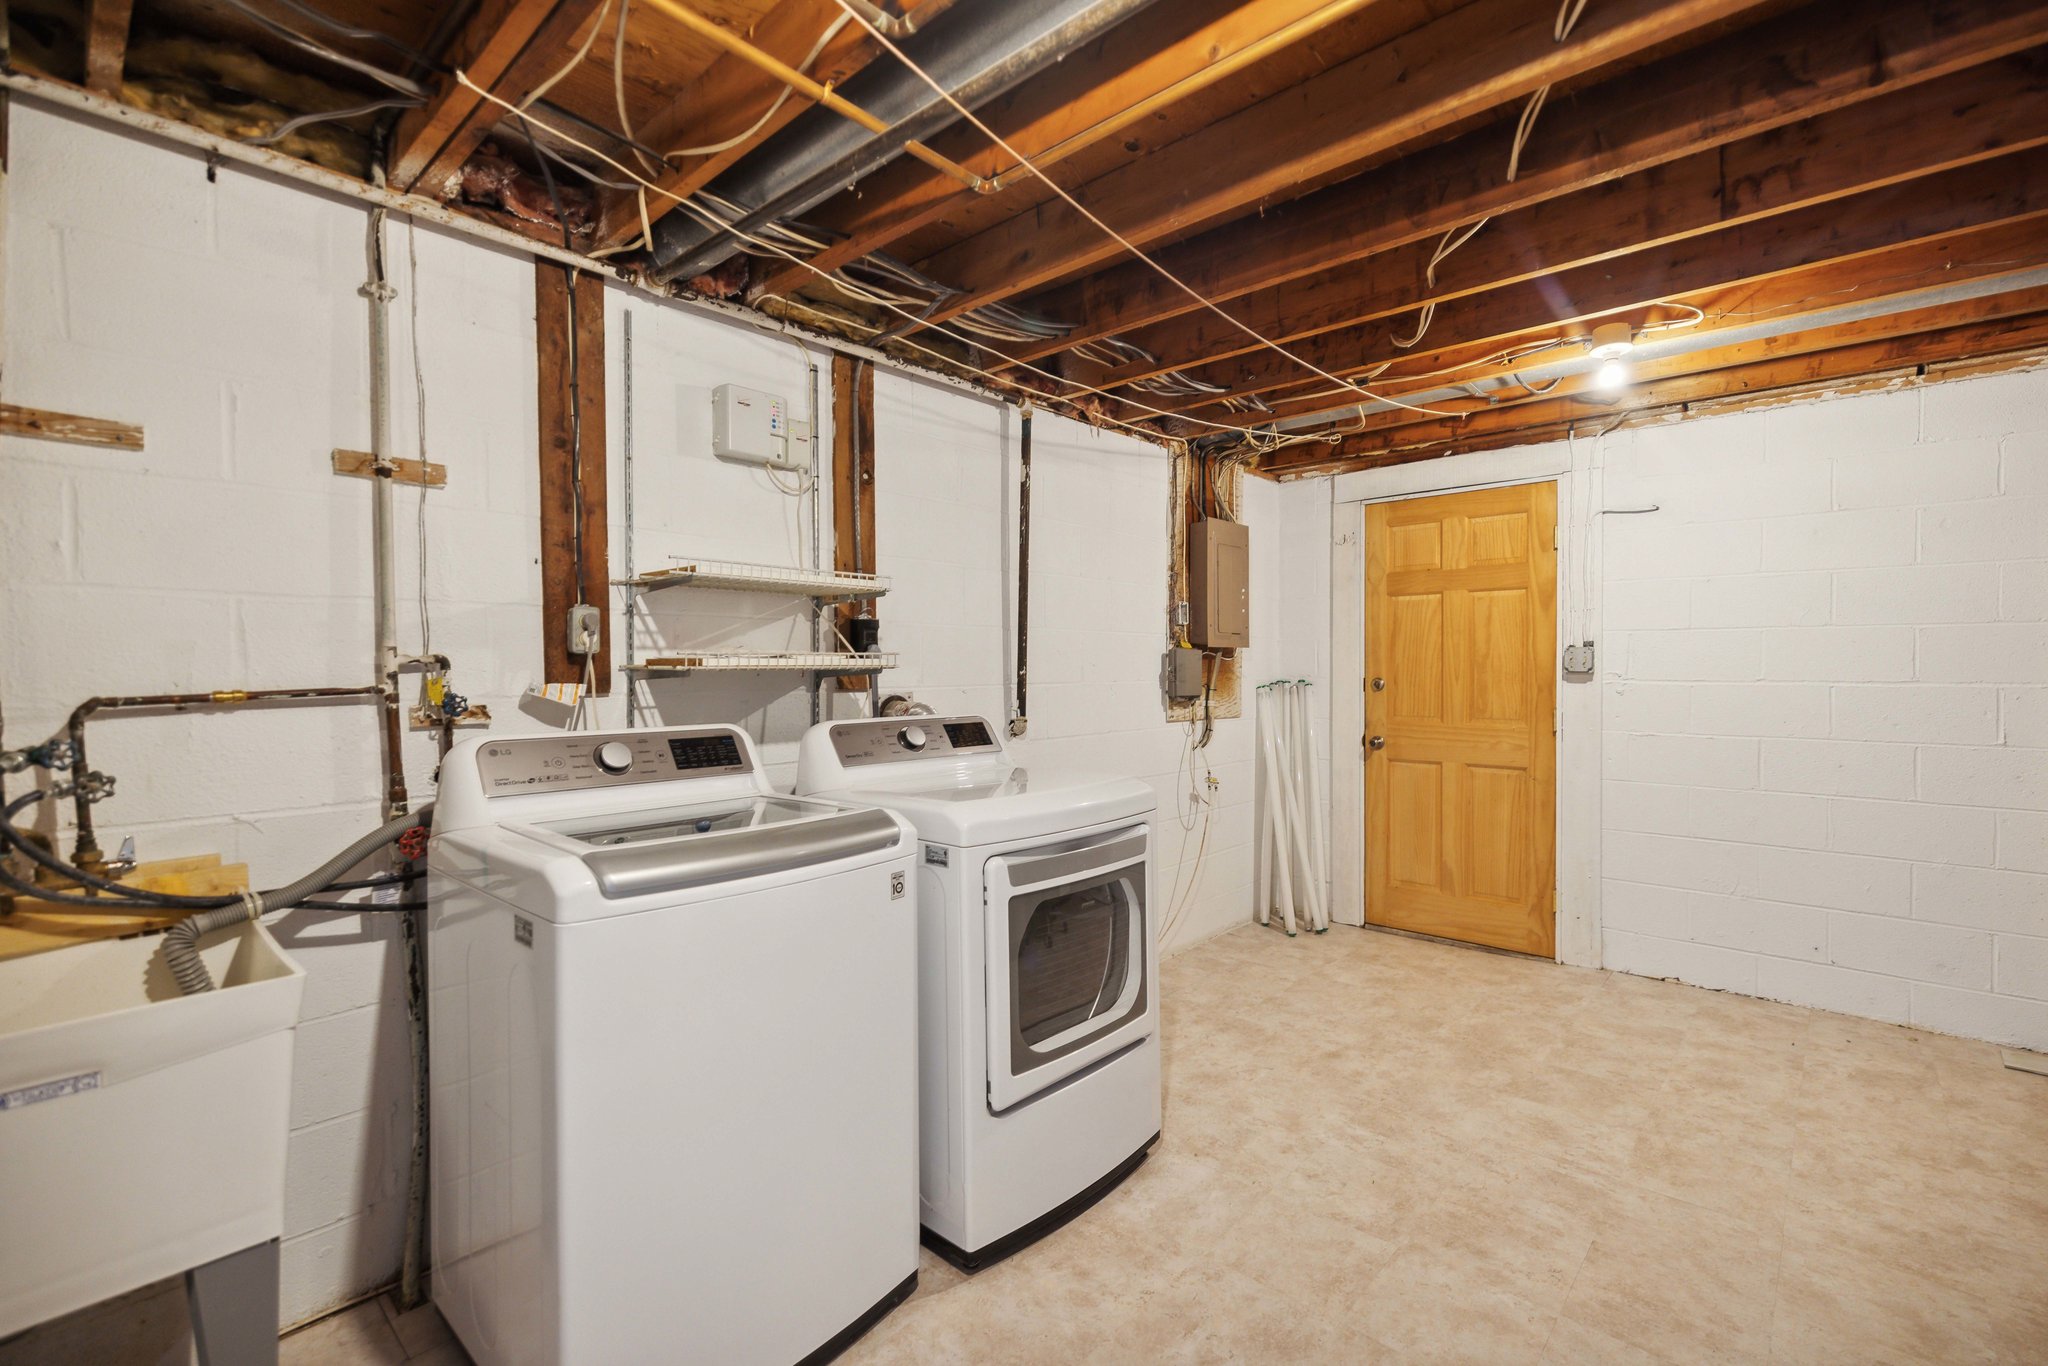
[829,1,1462,420]
[450,72,1305,446]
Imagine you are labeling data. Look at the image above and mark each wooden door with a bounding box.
[1365,483,1557,956]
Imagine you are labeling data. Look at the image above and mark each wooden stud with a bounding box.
[331,449,448,488]
[0,402,142,449]
[831,353,876,691]
[535,261,610,690]
[83,0,134,96]
[1004,0,2048,367]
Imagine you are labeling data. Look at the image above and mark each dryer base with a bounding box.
[921,1132,1159,1274]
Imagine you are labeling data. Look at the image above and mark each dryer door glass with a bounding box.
[1015,880,1132,1046]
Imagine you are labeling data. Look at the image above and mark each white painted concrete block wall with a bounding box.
[1599,371,2048,1050]
[2,102,1271,1331]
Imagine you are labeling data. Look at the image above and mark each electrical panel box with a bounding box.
[710,384,798,469]
[1187,518,1250,650]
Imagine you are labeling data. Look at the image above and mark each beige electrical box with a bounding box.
[1188,517,1250,649]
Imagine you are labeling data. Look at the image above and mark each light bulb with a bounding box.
[1595,358,1629,392]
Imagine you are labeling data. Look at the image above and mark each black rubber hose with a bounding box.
[1,791,248,908]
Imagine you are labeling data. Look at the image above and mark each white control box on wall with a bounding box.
[711,383,806,469]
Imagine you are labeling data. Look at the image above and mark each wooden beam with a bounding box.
[1093,56,2048,390]
[83,0,134,96]
[595,0,953,249]
[830,352,877,690]
[898,0,1776,329]
[1006,0,2048,366]
[389,0,611,196]
[1242,219,2048,426]
[0,402,142,448]
[536,262,610,689]
[1269,309,2048,473]
[1145,146,2048,418]
[750,0,1379,300]
[1313,282,2048,447]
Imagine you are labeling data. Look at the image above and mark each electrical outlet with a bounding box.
[1562,642,1596,675]
[567,603,602,656]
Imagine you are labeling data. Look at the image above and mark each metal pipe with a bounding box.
[1009,406,1032,738]
[63,688,383,869]
[648,0,1164,285]
[638,0,984,193]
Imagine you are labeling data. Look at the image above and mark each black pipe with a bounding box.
[648,0,1165,285]
[1012,406,1032,736]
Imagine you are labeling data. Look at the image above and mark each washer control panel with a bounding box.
[828,716,1004,767]
[476,727,751,794]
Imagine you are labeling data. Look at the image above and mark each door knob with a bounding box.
[1367,735,1386,750]
[1370,677,1386,691]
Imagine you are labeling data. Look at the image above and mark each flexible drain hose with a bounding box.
[161,806,431,994]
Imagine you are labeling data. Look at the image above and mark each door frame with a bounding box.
[1327,441,1604,967]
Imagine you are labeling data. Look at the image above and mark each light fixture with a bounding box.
[1588,322,1634,392]
[1588,321,1635,359]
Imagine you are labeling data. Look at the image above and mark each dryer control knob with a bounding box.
[899,725,928,752]
[593,740,634,774]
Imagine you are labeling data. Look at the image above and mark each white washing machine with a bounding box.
[795,716,1161,1270]
[428,725,920,1366]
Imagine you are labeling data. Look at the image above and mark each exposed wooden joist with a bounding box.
[1241,218,2048,426]
[1150,145,2048,419]
[749,0,1380,300]
[594,0,947,249]
[1267,309,2048,474]
[83,0,134,96]
[389,0,611,197]
[830,352,877,691]
[536,262,610,689]
[1092,56,2048,390]
[898,0,1779,330]
[1313,282,2048,448]
[1005,0,2048,367]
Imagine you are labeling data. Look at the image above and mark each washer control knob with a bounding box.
[593,741,634,774]
[899,725,928,752]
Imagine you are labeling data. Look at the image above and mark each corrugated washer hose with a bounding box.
[161,805,432,995]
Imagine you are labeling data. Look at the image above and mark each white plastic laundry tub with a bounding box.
[0,922,305,1338]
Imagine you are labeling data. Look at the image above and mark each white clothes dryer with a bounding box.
[795,716,1161,1271]
[429,725,919,1365]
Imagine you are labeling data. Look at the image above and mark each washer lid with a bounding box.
[530,794,901,898]
[812,766,1156,847]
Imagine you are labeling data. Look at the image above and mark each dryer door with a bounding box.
[985,825,1153,1112]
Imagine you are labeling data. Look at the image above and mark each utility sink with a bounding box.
[0,921,305,1340]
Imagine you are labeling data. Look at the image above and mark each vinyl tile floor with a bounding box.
[287,923,2048,1365]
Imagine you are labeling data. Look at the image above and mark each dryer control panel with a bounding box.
[826,715,1005,768]
[475,727,751,795]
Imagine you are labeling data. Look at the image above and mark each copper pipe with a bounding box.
[637,0,987,193]
[64,687,384,870]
